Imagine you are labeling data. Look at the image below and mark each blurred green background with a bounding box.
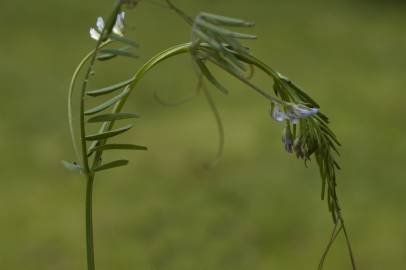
[1,0,405,269]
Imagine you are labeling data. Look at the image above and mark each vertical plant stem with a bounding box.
[77,3,122,270]
[86,174,95,270]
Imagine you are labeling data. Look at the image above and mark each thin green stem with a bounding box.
[85,174,95,270]
[339,214,357,270]
[318,222,342,270]
[79,33,109,270]
[165,0,194,25]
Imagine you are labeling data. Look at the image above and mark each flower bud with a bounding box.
[282,125,294,153]
[293,137,305,159]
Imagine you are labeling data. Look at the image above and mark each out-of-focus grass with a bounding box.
[0,0,405,269]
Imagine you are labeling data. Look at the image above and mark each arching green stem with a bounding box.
[88,42,287,168]
[90,43,193,169]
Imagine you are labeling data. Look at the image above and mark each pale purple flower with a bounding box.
[270,104,287,122]
[287,103,318,118]
[270,103,318,124]
[285,103,319,124]
[285,113,299,124]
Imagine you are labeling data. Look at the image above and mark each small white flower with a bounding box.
[113,12,125,36]
[96,17,105,31]
[89,28,101,41]
[89,12,125,41]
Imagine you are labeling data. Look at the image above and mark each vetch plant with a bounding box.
[64,1,356,269]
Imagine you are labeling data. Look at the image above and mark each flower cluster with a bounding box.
[271,102,320,163]
[89,12,125,41]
